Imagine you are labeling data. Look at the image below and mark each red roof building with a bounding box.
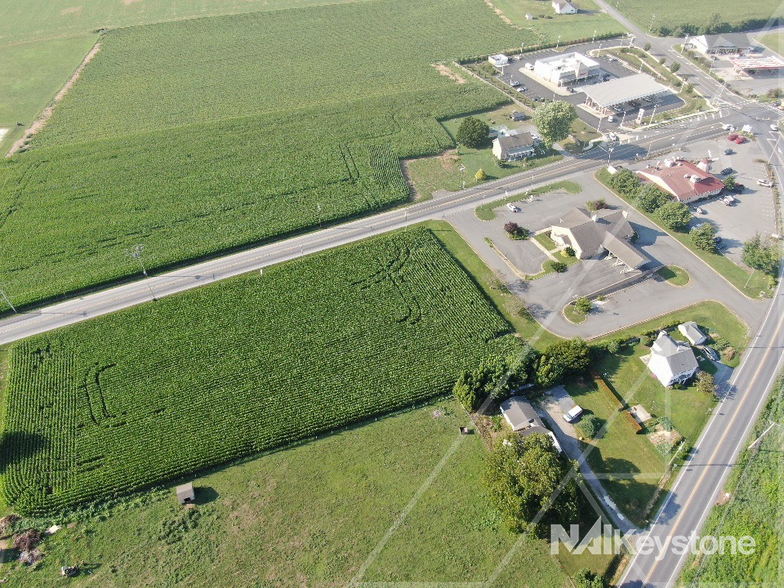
[636,159,724,203]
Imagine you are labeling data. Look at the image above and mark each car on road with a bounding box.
[563,405,584,423]
[525,62,534,70]
[607,115,615,122]
[506,203,520,212]
[723,148,734,155]
[728,133,738,141]
[720,167,733,175]
[757,179,774,187]
[607,132,618,142]
[770,123,779,131]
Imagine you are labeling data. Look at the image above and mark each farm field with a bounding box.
[0,398,612,586]
[0,228,519,514]
[0,0,541,310]
[0,34,98,154]
[678,377,783,586]
[490,0,624,41]
[611,0,781,36]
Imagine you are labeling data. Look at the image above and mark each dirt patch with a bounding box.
[61,6,83,14]
[6,40,102,157]
[432,63,467,84]
[437,148,460,169]
[648,427,683,448]
[483,0,521,29]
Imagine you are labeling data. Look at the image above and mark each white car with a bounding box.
[607,115,615,122]
[607,132,618,142]
[771,123,780,132]
[525,62,534,70]
[506,202,520,212]
[563,405,584,423]
[757,179,774,187]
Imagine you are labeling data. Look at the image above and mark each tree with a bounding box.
[659,57,667,66]
[456,116,489,148]
[504,221,520,235]
[536,339,590,389]
[586,198,608,211]
[742,234,780,275]
[564,246,575,257]
[482,432,579,533]
[550,261,567,273]
[475,168,488,181]
[533,101,577,148]
[691,223,717,253]
[656,201,692,231]
[643,42,652,51]
[723,174,736,190]
[608,168,641,197]
[577,414,602,439]
[453,356,510,411]
[669,61,681,73]
[636,184,670,212]
[697,372,716,397]
[574,297,592,314]
[575,568,607,588]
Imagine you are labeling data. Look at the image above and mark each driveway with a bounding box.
[539,385,639,535]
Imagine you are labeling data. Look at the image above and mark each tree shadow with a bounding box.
[0,431,48,475]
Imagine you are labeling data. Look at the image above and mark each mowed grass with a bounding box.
[0,0,540,309]
[611,0,781,35]
[0,228,519,514]
[490,0,625,42]
[657,265,690,286]
[759,32,784,56]
[0,34,99,154]
[0,398,609,587]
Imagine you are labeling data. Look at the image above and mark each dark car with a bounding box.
[721,167,733,175]
[732,183,745,193]
[723,148,734,155]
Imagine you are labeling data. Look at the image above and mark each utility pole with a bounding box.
[748,422,778,450]
[556,35,562,50]
[592,30,597,44]
[0,284,16,314]
[129,244,157,302]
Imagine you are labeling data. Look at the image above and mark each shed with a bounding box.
[176,482,195,504]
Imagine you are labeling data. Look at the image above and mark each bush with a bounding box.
[456,116,489,149]
[586,198,608,211]
[697,372,716,397]
[743,233,780,275]
[504,222,529,240]
[691,223,718,253]
[577,414,602,439]
[564,246,575,257]
[636,184,670,212]
[606,339,621,353]
[551,261,567,273]
[574,297,592,314]
[657,201,692,231]
[640,334,653,346]
[475,168,488,181]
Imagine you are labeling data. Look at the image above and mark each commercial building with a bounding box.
[549,207,647,270]
[488,54,509,67]
[533,52,599,87]
[492,132,538,161]
[687,33,757,56]
[581,73,670,114]
[729,55,784,75]
[637,159,725,203]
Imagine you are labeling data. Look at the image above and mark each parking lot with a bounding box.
[627,135,778,265]
[495,41,683,131]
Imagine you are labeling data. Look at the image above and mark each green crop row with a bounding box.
[0,228,519,514]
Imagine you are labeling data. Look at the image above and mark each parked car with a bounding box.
[510,80,521,87]
[734,136,746,144]
[771,123,780,131]
[757,179,774,187]
[702,346,719,361]
[722,195,735,206]
[714,235,723,243]
[525,62,534,70]
[728,133,738,141]
[695,206,706,214]
[720,167,733,175]
[732,183,745,193]
[721,123,733,131]
[506,202,520,212]
[723,148,734,155]
[607,115,615,122]
[563,405,584,423]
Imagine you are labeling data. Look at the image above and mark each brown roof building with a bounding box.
[637,159,724,203]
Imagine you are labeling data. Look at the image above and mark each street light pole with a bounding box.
[0,285,16,314]
[592,30,597,43]
[129,244,157,302]
[556,35,561,50]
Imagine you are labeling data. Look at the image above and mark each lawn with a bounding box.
[426,220,562,349]
[0,396,612,586]
[0,34,98,155]
[759,32,784,57]
[597,169,776,299]
[656,265,690,286]
[610,0,782,36]
[534,232,558,251]
[490,0,625,42]
[0,0,548,310]
[0,228,520,515]
[678,377,783,586]
[475,180,581,220]
[564,303,587,324]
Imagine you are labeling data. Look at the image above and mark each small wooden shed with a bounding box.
[176,482,195,505]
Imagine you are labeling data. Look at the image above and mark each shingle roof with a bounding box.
[497,132,535,151]
[637,160,724,202]
[678,321,707,345]
[553,207,641,265]
[697,33,754,50]
[500,396,543,431]
[649,332,699,383]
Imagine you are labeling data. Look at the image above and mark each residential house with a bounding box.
[499,396,562,452]
[644,331,699,386]
[525,13,535,20]
[678,321,707,345]
[637,159,724,203]
[549,207,647,270]
[492,132,538,161]
[552,0,578,14]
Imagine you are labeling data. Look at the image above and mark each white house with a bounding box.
[552,0,578,14]
[644,331,699,387]
[488,54,510,67]
[492,132,538,161]
[678,321,707,345]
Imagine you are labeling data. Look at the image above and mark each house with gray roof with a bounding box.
[549,207,647,270]
[678,321,707,345]
[492,132,538,161]
[499,396,562,452]
[643,331,699,387]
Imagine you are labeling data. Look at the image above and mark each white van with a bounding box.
[563,405,584,423]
